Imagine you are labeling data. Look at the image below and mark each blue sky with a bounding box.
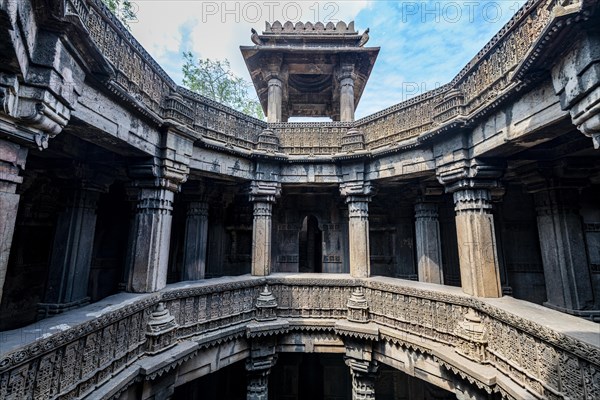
[126,1,527,119]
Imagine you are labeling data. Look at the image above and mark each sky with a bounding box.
[123,1,527,119]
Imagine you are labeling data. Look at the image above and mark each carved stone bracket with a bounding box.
[551,29,600,148]
[246,337,278,400]
[343,342,379,400]
[128,157,188,193]
[436,159,504,195]
[248,180,282,204]
[339,181,376,204]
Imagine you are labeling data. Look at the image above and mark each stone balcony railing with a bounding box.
[1,274,598,400]
[61,0,591,159]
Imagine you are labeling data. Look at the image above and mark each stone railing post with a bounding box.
[438,160,504,298]
[0,139,27,305]
[249,181,281,276]
[340,182,375,278]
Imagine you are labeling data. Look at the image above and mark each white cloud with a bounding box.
[130,1,372,83]
[127,0,526,119]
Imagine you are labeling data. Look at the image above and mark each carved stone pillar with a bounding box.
[182,200,209,281]
[414,201,444,284]
[39,187,102,316]
[338,66,356,122]
[345,354,378,400]
[0,139,27,304]
[340,182,375,278]
[451,186,502,297]
[245,340,278,400]
[249,181,281,276]
[267,77,283,123]
[127,185,176,292]
[551,29,600,148]
[534,187,594,311]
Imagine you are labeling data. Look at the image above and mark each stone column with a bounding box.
[128,185,176,292]
[451,186,502,297]
[39,187,101,315]
[345,357,378,400]
[249,181,281,276]
[338,66,356,122]
[267,77,283,123]
[182,200,209,280]
[340,182,375,278]
[245,339,278,400]
[534,188,594,311]
[0,139,27,304]
[414,201,444,284]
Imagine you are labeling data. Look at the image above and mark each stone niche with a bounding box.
[272,189,348,273]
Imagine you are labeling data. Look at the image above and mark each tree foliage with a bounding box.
[102,0,137,30]
[182,52,264,120]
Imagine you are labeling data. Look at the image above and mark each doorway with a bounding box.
[299,215,322,273]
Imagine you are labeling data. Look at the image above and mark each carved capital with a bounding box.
[187,201,209,218]
[337,64,357,83]
[453,188,493,214]
[128,157,188,192]
[414,202,439,220]
[248,181,282,203]
[437,159,504,193]
[339,181,376,199]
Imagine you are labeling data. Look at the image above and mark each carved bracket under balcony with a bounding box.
[551,29,600,149]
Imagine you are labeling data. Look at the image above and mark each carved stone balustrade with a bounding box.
[0,274,597,400]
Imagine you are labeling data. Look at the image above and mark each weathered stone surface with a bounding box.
[414,202,444,285]
[0,139,26,304]
[128,187,175,292]
[534,188,595,311]
[182,201,209,281]
[39,188,101,316]
[340,182,375,278]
